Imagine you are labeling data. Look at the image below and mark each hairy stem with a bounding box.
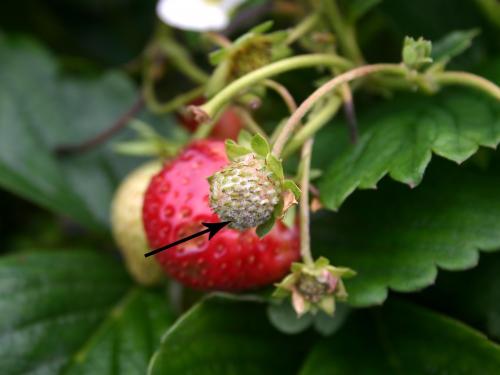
[199,54,352,118]
[282,95,342,158]
[192,108,226,140]
[299,138,314,266]
[323,0,364,64]
[286,13,320,44]
[272,64,407,156]
[157,39,209,85]
[263,79,298,113]
[432,71,500,100]
[144,85,205,114]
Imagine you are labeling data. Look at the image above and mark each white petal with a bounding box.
[157,0,230,32]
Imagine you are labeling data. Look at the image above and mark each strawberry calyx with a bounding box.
[273,256,355,317]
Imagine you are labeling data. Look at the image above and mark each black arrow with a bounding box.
[144,221,231,258]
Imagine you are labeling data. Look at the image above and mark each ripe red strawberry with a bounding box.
[143,139,300,291]
[177,97,243,140]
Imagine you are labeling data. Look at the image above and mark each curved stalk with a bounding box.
[263,79,297,113]
[282,95,342,158]
[432,71,500,100]
[272,64,407,157]
[299,138,314,266]
[144,85,205,114]
[199,54,353,119]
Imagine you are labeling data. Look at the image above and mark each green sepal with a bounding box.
[402,36,433,70]
[225,139,252,161]
[256,215,276,238]
[249,20,274,35]
[231,20,274,49]
[209,48,228,65]
[251,133,270,157]
[318,296,336,316]
[314,256,330,268]
[283,179,301,200]
[282,205,296,228]
[273,197,284,218]
[237,130,253,148]
[266,154,284,180]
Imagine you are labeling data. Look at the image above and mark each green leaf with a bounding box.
[424,252,500,341]
[319,89,500,210]
[313,304,351,336]
[267,301,314,334]
[299,301,500,374]
[266,154,284,180]
[148,295,307,375]
[0,250,174,375]
[225,139,252,161]
[267,300,350,336]
[314,160,500,307]
[0,35,142,230]
[432,29,480,63]
[250,133,270,157]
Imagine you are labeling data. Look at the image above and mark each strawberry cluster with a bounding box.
[141,140,300,291]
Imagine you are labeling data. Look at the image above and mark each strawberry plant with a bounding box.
[1,0,500,374]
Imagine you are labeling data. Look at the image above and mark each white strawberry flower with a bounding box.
[157,0,246,32]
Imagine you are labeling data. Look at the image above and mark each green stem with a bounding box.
[144,85,205,114]
[272,64,407,157]
[323,0,364,64]
[157,39,209,85]
[192,108,226,140]
[475,0,500,28]
[199,54,353,118]
[270,118,289,145]
[282,95,342,158]
[286,13,320,45]
[432,71,500,100]
[263,79,297,113]
[299,138,314,266]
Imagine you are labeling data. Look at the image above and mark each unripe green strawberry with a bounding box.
[208,132,301,236]
[111,161,164,286]
[209,155,281,230]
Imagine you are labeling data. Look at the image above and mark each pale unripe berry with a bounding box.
[209,156,281,230]
[111,161,164,286]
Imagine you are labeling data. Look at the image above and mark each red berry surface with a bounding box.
[177,97,243,140]
[143,139,300,291]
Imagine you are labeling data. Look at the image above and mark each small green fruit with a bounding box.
[111,161,164,286]
[209,155,282,230]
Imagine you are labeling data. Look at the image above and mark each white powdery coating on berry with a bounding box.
[209,156,281,230]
